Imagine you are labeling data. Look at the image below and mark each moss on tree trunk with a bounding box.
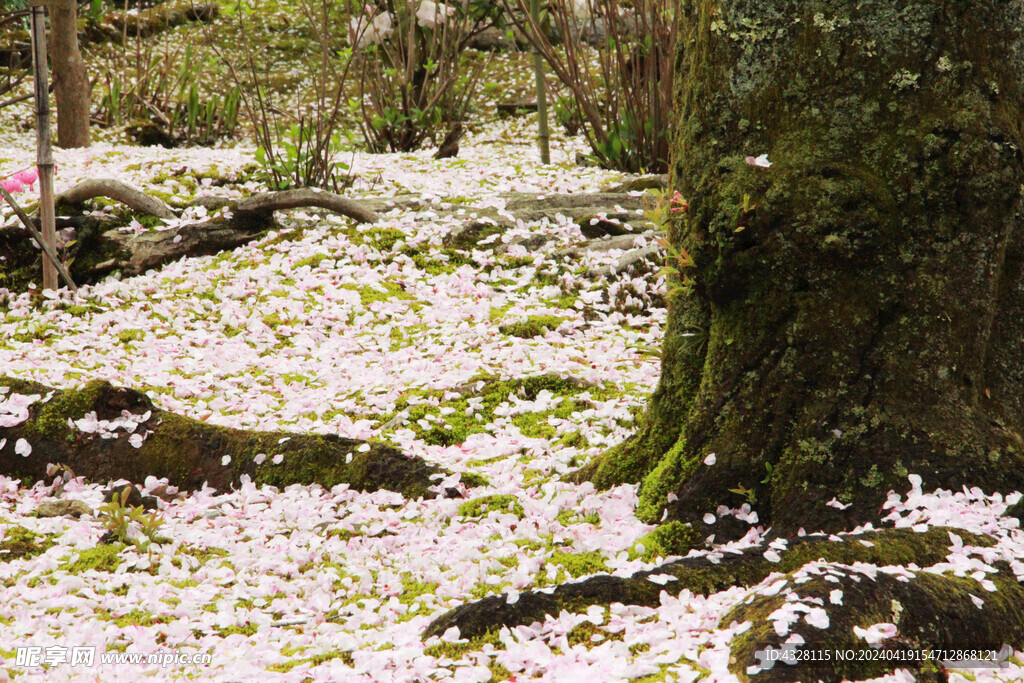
[427,4,1024,679]
[586,0,1024,536]
[0,377,468,499]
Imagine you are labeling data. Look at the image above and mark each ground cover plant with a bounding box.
[1,1,1024,682]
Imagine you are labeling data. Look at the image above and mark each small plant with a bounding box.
[728,484,757,505]
[255,121,352,192]
[212,0,356,189]
[98,488,165,548]
[93,37,241,146]
[647,189,694,301]
[350,0,494,153]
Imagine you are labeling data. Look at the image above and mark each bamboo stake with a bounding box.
[29,0,57,291]
[530,0,550,164]
[0,183,77,292]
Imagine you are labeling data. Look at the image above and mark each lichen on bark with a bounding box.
[593,0,1024,535]
[427,3,1024,679]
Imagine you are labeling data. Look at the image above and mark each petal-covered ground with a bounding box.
[3,116,1024,682]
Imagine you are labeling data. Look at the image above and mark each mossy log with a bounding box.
[425,526,1024,681]
[1,182,381,291]
[0,377,459,499]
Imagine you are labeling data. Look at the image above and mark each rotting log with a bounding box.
[0,377,468,499]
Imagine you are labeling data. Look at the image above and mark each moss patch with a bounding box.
[499,315,565,338]
[458,494,525,519]
[62,544,123,574]
[0,525,55,561]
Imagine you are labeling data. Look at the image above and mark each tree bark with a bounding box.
[583,0,1024,536]
[0,377,467,499]
[50,0,90,148]
[425,5,1024,676]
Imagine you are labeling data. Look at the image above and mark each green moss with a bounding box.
[267,650,354,673]
[62,544,123,574]
[423,630,504,660]
[294,254,330,269]
[176,545,230,564]
[0,525,55,561]
[499,315,565,338]
[214,623,260,637]
[0,378,113,442]
[565,621,624,648]
[104,609,170,628]
[117,329,145,344]
[399,577,440,604]
[629,520,702,561]
[458,494,525,519]
[341,280,413,307]
[359,227,407,251]
[380,374,608,448]
[546,550,608,579]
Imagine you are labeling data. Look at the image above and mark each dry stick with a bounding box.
[29,0,57,291]
[0,184,78,292]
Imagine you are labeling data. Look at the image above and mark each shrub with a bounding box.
[349,0,496,153]
[504,0,675,172]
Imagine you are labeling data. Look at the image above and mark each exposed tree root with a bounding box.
[57,178,177,220]
[232,187,381,225]
[2,182,381,291]
[424,526,1024,681]
[0,377,468,500]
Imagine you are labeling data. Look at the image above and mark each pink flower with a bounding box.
[669,190,689,213]
[416,0,455,28]
[14,169,38,187]
[745,154,772,168]
[1,178,23,194]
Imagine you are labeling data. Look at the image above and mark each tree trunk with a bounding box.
[50,0,90,148]
[583,1,1024,535]
[426,5,1024,676]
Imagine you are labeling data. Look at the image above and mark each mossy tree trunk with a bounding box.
[427,4,1024,677]
[584,0,1024,535]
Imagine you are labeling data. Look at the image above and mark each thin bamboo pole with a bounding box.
[0,184,77,292]
[29,0,57,291]
[530,0,550,164]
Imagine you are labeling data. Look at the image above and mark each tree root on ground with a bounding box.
[423,526,1024,681]
[1,181,381,291]
[0,377,468,500]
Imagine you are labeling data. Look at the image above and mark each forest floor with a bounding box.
[2,7,1024,683]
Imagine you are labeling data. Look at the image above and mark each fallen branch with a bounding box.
[234,187,380,225]
[423,526,1024,680]
[56,178,177,220]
